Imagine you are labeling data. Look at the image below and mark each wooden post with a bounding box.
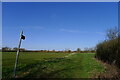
[14,31,23,78]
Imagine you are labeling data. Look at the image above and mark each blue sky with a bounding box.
[2,2,118,51]
[0,2,2,48]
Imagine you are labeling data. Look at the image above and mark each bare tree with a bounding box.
[77,48,81,53]
[106,27,119,40]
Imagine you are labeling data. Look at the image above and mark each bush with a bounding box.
[95,38,119,68]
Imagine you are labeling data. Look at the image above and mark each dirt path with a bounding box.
[64,53,77,58]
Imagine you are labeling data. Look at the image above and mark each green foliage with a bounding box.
[2,47,11,51]
[96,38,119,68]
[77,48,81,53]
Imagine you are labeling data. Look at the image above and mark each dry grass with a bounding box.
[95,58,120,79]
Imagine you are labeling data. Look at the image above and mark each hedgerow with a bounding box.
[95,37,120,68]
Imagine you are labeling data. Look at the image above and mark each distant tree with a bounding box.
[12,47,25,52]
[84,47,89,52]
[47,50,50,52]
[68,50,71,53]
[77,48,81,53]
[64,48,71,53]
[88,47,95,53]
[2,47,11,51]
[52,50,55,52]
[40,50,43,52]
[20,48,25,51]
[43,50,47,52]
[83,47,95,53]
[13,47,18,51]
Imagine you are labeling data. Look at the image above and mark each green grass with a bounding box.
[2,52,104,78]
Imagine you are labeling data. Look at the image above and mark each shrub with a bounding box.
[96,38,119,68]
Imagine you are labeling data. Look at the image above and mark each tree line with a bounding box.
[1,47,95,53]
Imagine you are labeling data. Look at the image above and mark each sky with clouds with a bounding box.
[2,2,118,50]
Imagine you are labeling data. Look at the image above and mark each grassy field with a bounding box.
[2,52,104,78]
